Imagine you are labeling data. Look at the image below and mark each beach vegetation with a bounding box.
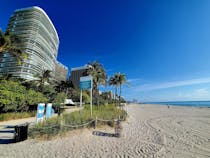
[109,75,119,105]
[55,79,74,95]
[0,58,127,125]
[87,61,107,107]
[68,89,90,104]
[0,29,27,64]
[0,80,48,113]
[0,111,36,122]
[116,73,127,106]
[33,70,52,91]
[109,73,127,106]
[52,92,67,115]
[29,104,127,139]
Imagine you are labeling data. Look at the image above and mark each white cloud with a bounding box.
[173,89,210,101]
[127,78,141,83]
[133,77,210,92]
[194,88,209,96]
[127,88,210,102]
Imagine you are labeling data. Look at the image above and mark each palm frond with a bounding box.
[0,30,27,64]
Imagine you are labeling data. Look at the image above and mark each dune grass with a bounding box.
[0,111,36,122]
[29,104,127,139]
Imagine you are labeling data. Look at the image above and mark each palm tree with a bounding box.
[38,70,52,85]
[34,70,52,91]
[117,73,127,107]
[109,75,119,105]
[55,80,65,92]
[110,73,127,106]
[87,61,107,106]
[56,79,74,95]
[64,80,74,95]
[0,29,27,64]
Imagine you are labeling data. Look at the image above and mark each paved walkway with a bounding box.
[0,107,80,144]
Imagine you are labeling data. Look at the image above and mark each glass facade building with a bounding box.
[0,6,63,81]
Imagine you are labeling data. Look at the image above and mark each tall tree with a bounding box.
[109,75,119,105]
[0,29,27,64]
[56,80,74,95]
[87,61,107,106]
[117,73,127,107]
[52,92,67,115]
[109,73,127,106]
[34,70,52,91]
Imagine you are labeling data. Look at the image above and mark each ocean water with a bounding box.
[145,101,210,108]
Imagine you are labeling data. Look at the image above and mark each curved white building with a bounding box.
[0,6,62,81]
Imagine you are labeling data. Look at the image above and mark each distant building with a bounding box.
[110,91,115,99]
[101,91,114,100]
[0,6,68,82]
[54,61,68,82]
[70,65,92,88]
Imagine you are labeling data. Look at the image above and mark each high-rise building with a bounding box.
[0,6,67,81]
[55,61,68,82]
[70,65,92,88]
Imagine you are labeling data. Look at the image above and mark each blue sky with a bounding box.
[1,0,210,102]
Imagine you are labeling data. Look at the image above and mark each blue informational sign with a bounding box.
[80,76,93,90]
[46,103,52,119]
[79,76,93,117]
[36,103,45,123]
[80,80,91,90]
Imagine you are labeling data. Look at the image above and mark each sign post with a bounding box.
[46,103,52,119]
[90,86,92,117]
[36,103,45,123]
[80,89,82,115]
[80,76,93,117]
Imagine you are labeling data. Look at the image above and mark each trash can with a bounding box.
[14,123,29,142]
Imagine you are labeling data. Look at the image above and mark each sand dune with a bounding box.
[0,104,210,158]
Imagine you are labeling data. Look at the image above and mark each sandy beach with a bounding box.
[0,104,210,158]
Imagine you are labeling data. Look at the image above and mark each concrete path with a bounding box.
[0,117,35,144]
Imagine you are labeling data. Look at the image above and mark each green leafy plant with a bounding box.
[52,92,66,115]
[0,29,27,64]
[0,80,48,113]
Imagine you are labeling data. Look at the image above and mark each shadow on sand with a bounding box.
[0,125,15,144]
[92,131,118,137]
[0,138,14,144]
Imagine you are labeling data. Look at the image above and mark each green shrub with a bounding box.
[68,89,90,104]
[0,80,48,113]
[52,92,66,115]
[29,117,61,139]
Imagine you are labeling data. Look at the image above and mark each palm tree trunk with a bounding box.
[119,84,122,108]
[96,82,101,109]
[66,88,68,95]
[115,86,118,106]
[97,88,99,109]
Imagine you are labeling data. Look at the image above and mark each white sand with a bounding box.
[0,104,210,158]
